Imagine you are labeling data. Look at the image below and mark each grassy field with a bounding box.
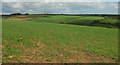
[30,15,119,28]
[30,15,104,23]
[2,15,118,63]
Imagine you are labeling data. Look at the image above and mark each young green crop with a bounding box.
[2,15,118,63]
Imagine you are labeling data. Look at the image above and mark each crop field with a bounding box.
[2,15,118,63]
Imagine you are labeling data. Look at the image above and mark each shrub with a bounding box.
[60,21,66,24]
[104,16,108,19]
[116,22,120,26]
[92,20,100,24]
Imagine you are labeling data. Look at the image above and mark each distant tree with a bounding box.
[25,13,29,15]
[10,13,22,15]
[99,15,102,17]
[16,13,21,15]
[2,14,4,16]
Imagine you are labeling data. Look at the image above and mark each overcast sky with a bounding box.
[1,0,119,14]
[2,0,120,2]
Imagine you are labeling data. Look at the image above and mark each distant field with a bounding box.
[3,15,119,28]
[29,15,119,28]
[30,15,104,24]
[2,15,118,63]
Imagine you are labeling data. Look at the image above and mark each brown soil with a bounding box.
[8,15,32,21]
[7,15,49,21]
[2,39,116,63]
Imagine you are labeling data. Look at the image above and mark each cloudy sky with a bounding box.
[1,0,119,14]
[2,0,119,2]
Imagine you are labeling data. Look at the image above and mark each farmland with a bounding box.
[2,15,118,63]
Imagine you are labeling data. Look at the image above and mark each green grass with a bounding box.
[30,15,81,23]
[6,15,118,28]
[30,15,119,28]
[30,15,104,24]
[2,16,118,63]
[99,19,118,24]
[66,16,104,25]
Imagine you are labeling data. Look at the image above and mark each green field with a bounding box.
[2,15,118,63]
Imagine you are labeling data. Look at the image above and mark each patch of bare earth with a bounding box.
[14,40,45,63]
[8,18,33,21]
[2,39,116,63]
[8,15,49,21]
[2,39,10,52]
[2,38,10,43]
[20,43,116,63]
[48,44,116,63]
